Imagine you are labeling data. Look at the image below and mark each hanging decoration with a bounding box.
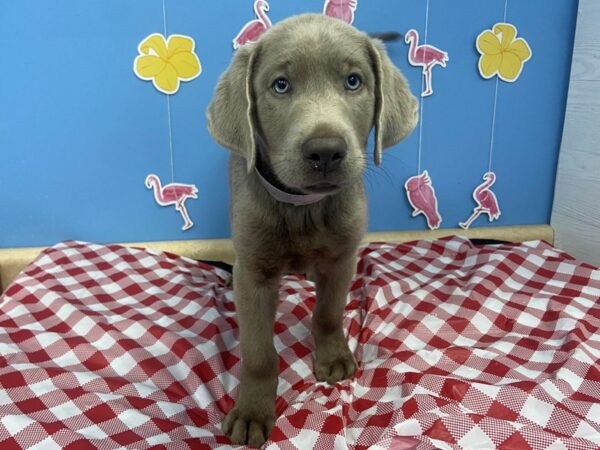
[405,29,449,97]
[233,0,272,50]
[459,172,501,230]
[136,0,200,231]
[323,0,357,24]
[405,171,442,230]
[145,175,198,231]
[404,0,442,230]
[476,23,532,82]
[460,2,529,229]
[134,33,201,95]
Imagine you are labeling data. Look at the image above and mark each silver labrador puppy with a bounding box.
[207,14,418,447]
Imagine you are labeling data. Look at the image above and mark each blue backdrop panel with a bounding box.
[0,0,578,248]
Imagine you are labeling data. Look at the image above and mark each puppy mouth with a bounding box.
[303,182,341,193]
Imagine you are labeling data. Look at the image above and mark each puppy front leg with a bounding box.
[312,255,358,384]
[222,264,279,447]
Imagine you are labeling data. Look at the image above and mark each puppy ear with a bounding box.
[369,39,419,166]
[207,44,259,172]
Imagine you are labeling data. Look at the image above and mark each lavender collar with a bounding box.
[255,169,328,206]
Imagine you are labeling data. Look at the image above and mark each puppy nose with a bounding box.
[301,137,347,174]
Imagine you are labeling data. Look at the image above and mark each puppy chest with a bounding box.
[281,242,343,273]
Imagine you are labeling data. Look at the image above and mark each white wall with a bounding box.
[551,0,600,266]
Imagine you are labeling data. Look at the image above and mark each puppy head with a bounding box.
[207,14,418,194]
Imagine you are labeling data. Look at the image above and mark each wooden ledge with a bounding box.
[0,225,553,292]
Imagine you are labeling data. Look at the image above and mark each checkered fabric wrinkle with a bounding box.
[0,238,598,449]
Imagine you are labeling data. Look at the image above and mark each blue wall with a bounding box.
[0,1,578,248]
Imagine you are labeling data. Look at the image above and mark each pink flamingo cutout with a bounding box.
[145,174,198,231]
[232,0,272,50]
[405,170,442,230]
[323,0,357,25]
[404,29,449,97]
[459,172,501,230]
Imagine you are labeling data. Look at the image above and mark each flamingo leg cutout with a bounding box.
[459,207,484,230]
[176,201,194,231]
[423,67,434,96]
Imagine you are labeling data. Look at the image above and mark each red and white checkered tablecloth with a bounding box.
[0,237,599,449]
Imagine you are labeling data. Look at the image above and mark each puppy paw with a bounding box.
[314,343,357,384]
[222,405,276,448]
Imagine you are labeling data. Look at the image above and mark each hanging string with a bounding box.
[162,0,176,184]
[416,0,430,175]
[487,0,509,173]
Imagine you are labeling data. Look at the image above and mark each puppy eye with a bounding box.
[272,77,291,94]
[345,73,362,91]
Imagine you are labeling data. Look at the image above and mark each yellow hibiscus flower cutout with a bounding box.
[134,33,201,94]
[476,23,532,82]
